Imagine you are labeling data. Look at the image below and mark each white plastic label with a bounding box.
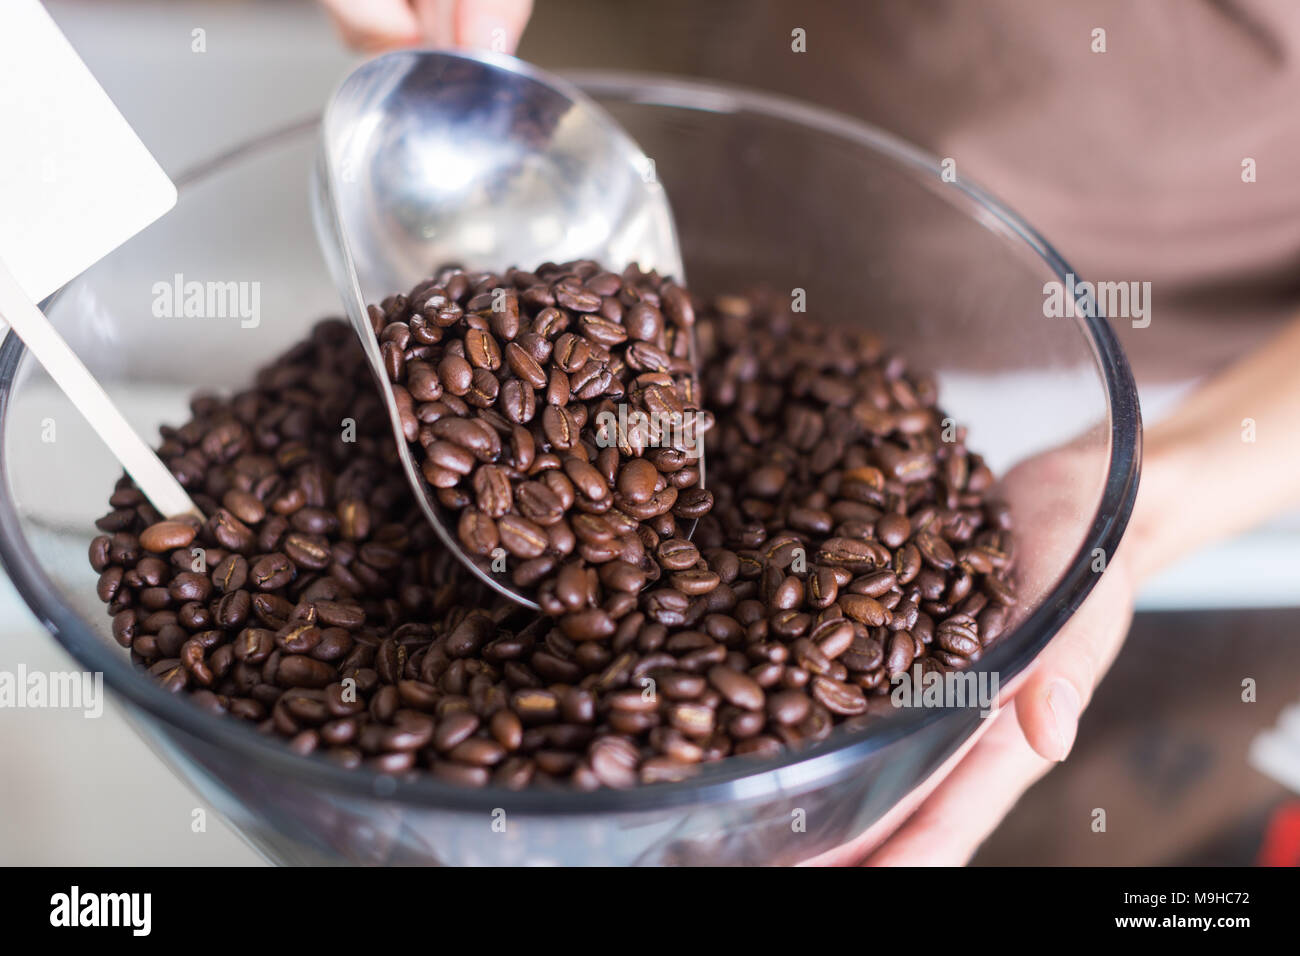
[0,0,176,301]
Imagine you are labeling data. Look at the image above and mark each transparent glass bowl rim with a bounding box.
[0,71,1141,815]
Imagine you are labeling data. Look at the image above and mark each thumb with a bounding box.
[1014,565,1133,761]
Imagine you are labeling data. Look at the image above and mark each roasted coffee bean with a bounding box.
[284,533,332,570]
[139,520,196,553]
[428,440,475,476]
[277,622,322,654]
[673,488,713,520]
[500,379,536,424]
[563,457,608,502]
[817,538,877,571]
[812,619,855,659]
[505,341,548,388]
[666,702,715,736]
[895,543,922,584]
[212,554,249,593]
[213,590,251,629]
[552,333,589,372]
[885,630,916,676]
[767,689,812,726]
[89,535,112,573]
[811,675,868,716]
[223,489,267,525]
[617,458,659,504]
[438,354,473,395]
[515,481,564,525]
[457,509,499,556]
[541,404,579,450]
[450,736,506,766]
[277,654,335,689]
[473,465,513,518]
[915,531,957,570]
[169,571,211,603]
[839,594,889,627]
[560,608,616,641]
[498,514,548,559]
[671,568,720,595]
[250,553,295,590]
[655,538,699,572]
[209,509,255,552]
[937,614,981,658]
[876,512,911,549]
[464,328,502,370]
[707,665,764,711]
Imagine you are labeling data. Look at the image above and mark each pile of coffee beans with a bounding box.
[370,262,712,641]
[88,263,1016,790]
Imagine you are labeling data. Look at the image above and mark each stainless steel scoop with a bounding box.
[311,49,689,610]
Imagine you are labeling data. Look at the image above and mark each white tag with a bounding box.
[0,0,176,302]
[1250,703,1300,794]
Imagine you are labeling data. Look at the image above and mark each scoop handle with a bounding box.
[0,259,202,521]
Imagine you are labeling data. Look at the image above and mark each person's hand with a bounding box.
[318,0,533,53]
[798,435,1143,867]
[858,439,1142,865]
[839,314,1300,865]
[864,513,1140,863]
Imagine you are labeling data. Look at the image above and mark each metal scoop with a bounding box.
[312,49,691,610]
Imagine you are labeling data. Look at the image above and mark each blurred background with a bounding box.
[1,0,1298,865]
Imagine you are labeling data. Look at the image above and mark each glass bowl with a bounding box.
[0,73,1139,865]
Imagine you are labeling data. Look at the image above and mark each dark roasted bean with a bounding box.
[139,520,197,553]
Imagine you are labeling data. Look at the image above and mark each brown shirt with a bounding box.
[521,0,1300,383]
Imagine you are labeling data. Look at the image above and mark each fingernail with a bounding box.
[1045,680,1081,761]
